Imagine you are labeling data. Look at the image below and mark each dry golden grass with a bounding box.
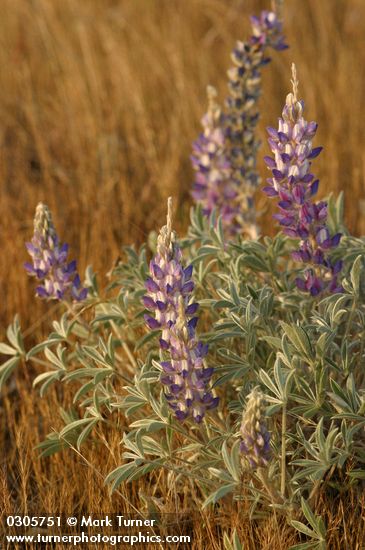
[1,0,365,548]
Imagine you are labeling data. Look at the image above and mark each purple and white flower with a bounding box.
[25,202,87,301]
[192,8,288,239]
[240,387,271,469]
[263,65,343,295]
[143,198,218,423]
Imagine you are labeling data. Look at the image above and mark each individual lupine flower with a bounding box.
[191,86,240,236]
[240,387,271,469]
[143,198,218,423]
[224,6,288,238]
[25,202,87,301]
[263,64,343,295]
[250,6,288,51]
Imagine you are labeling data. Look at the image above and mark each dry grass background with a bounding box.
[1,0,365,548]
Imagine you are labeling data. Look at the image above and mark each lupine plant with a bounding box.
[1,3,365,549]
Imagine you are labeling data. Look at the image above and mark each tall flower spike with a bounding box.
[191,86,238,234]
[240,387,271,469]
[263,64,343,295]
[25,203,87,301]
[191,7,287,239]
[224,8,288,238]
[143,197,195,344]
[143,198,218,423]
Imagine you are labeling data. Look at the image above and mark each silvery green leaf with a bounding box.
[105,463,138,492]
[202,483,237,508]
[36,433,70,458]
[92,313,125,325]
[26,336,65,359]
[290,521,317,538]
[52,314,76,339]
[44,345,67,370]
[259,368,282,401]
[129,419,166,433]
[0,343,17,356]
[221,440,241,482]
[73,381,94,404]
[273,358,294,402]
[6,315,24,355]
[77,419,99,450]
[350,255,362,295]
[81,345,113,369]
[301,498,326,539]
[0,356,20,391]
[126,461,163,482]
[59,417,99,439]
[208,468,234,482]
[280,322,314,360]
[84,264,98,294]
[33,370,64,396]
[260,336,282,350]
[139,436,166,456]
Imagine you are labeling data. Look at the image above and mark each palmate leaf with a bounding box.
[26,336,65,359]
[260,335,282,350]
[290,521,317,538]
[290,499,326,549]
[280,322,314,361]
[301,498,326,539]
[106,458,166,493]
[52,313,76,339]
[44,345,68,370]
[290,460,329,481]
[33,370,65,396]
[36,416,102,455]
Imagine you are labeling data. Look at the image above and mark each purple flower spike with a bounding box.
[191,86,240,236]
[143,198,218,423]
[191,8,287,239]
[25,203,87,302]
[240,387,271,470]
[263,65,343,295]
